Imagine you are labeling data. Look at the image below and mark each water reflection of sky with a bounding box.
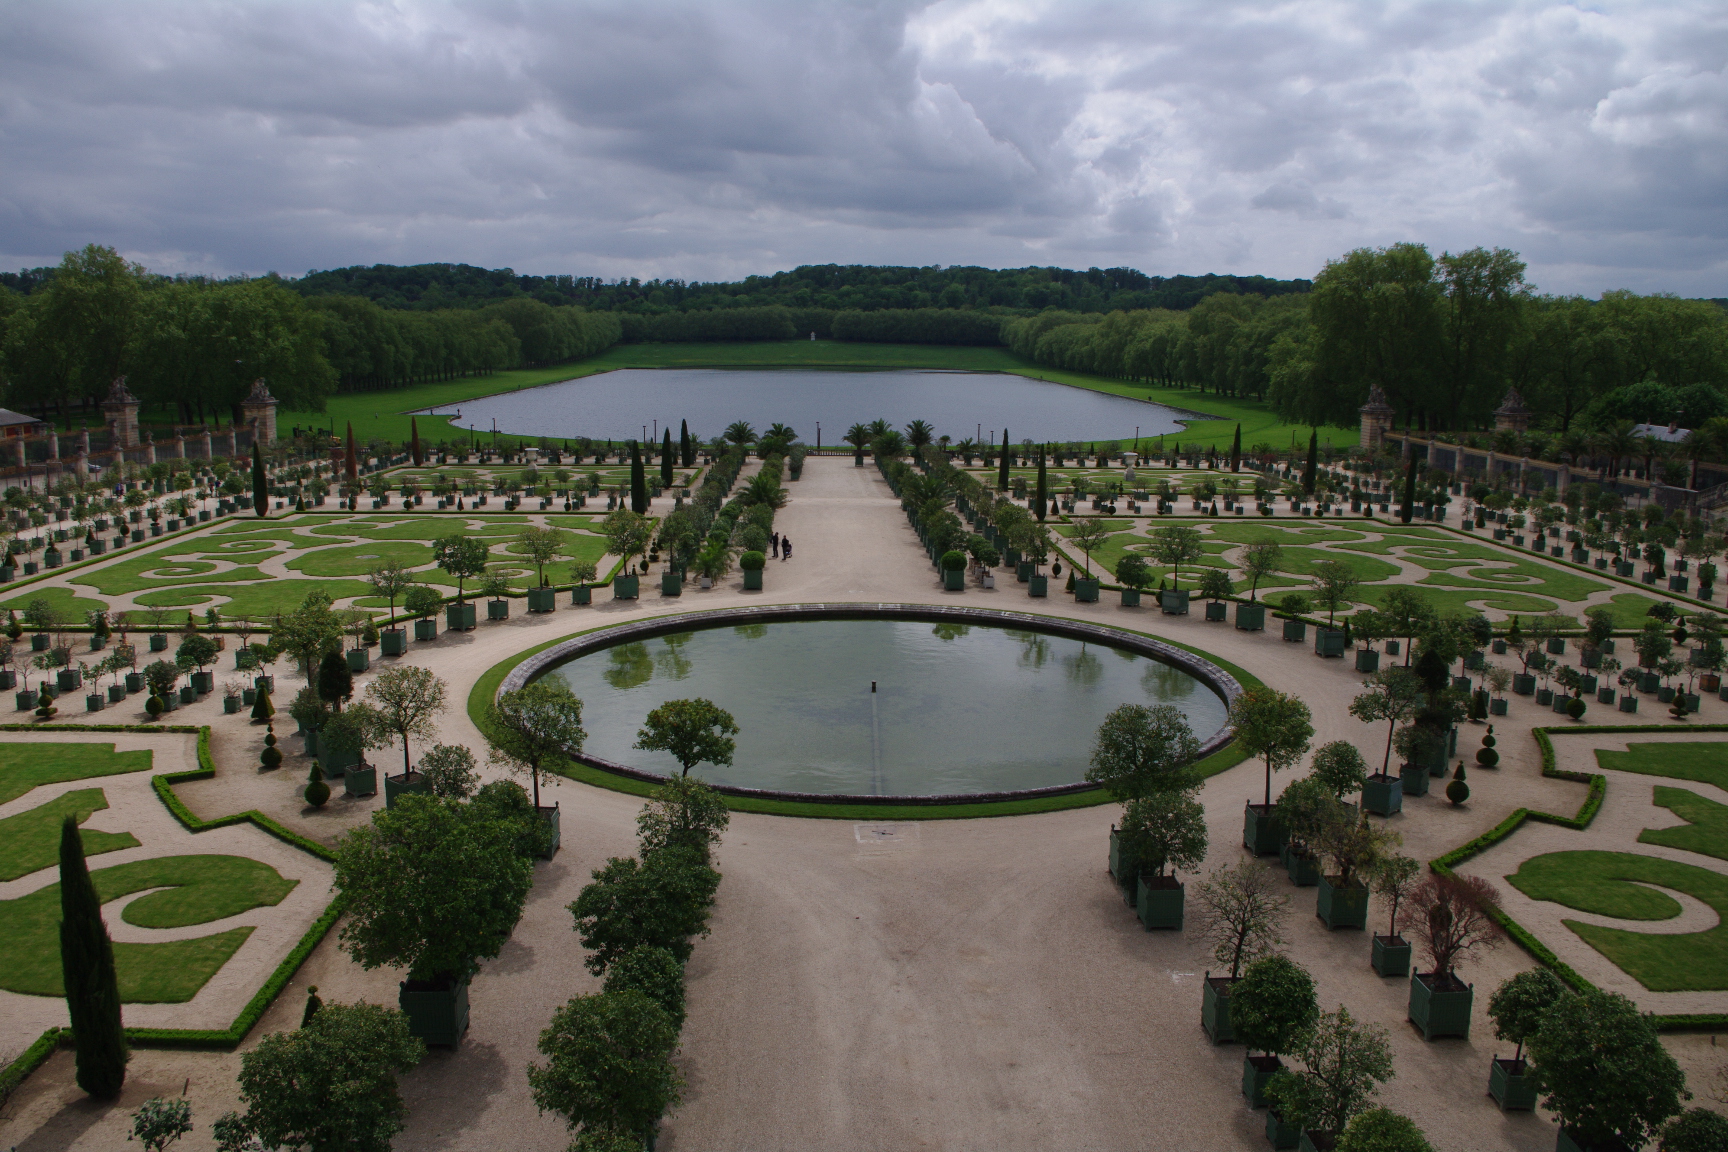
[550,620,1226,796]
[427,367,1199,444]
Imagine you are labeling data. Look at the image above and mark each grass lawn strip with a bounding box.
[0,742,154,805]
[1596,743,1728,791]
[0,787,139,881]
[1641,787,1728,863]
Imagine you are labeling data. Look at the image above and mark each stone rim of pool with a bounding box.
[500,603,1242,806]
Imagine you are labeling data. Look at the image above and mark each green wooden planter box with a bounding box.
[1355,648,1380,672]
[1296,1132,1335,1152]
[1108,827,1130,883]
[15,690,37,711]
[1264,1109,1300,1150]
[1242,1055,1283,1108]
[346,648,369,673]
[110,684,128,704]
[1314,628,1346,658]
[743,569,764,591]
[1489,1057,1537,1111]
[385,771,434,809]
[1408,972,1473,1040]
[1243,803,1285,856]
[1016,560,1032,582]
[1204,601,1227,621]
[1159,587,1189,614]
[399,977,469,1047]
[1235,602,1266,631]
[658,572,682,598]
[1361,773,1401,816]
[125,672,144,693]
[1316,876,1369,929]
[1490,697,1509,715]
[58,668,83,692]
[1285,849,1321,887]
[1073,577,1099,602]
[381,629,407,656]
[223,696,240,714]
[573,584,593,605]
[537,803,561,859]
[320,743,359,775]
[344,766,377,797]
[1399,762,1430,797]
[178,686,195,705]
[85,693,103,712]
[446,602,477,631]
[1202,976,1236,1043]
[1028,575,1048,598]
[1135,876,1184,929]
[487,599,510,620]
[527,587,558,611]
[414,618,438,641]
[1282,618,1307,643]
[1372,934,1411,977]
[1512,673,1536,695]
[1120,588,1141,607]
[944,568,966,591]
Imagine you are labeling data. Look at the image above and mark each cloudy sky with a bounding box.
[1,0,1724,295]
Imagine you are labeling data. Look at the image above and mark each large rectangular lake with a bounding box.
[422,367,1200,444]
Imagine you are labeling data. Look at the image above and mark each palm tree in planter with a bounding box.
[1231,687,1315,855]
[1231,955,1318,1110]
[1194,859,1290,1043]
[485,679,587,854]
[844,422,871,464]
[1397,873,1503,1041]
[1367,854,1419,977]
[1526,988,1686,1152]
[1263,1006,1395,1150]
[332,794,535,1046]
[1485,968,1570,1112]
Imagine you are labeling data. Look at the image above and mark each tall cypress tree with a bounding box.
[630,441,648,514]
[250,441,267,518]
[1034,449,1047,522]
[1400,455,1417,524]
[1302,429,1318,494]
[680,420,693,467]
[661,429,674,489]
[59,816,126,1099]
[998,429,1010,490]
[1230,424,1242,473]
[410,417,422,467]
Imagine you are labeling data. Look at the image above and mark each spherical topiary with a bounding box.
[1446,761,1469,806]
[940,550,967,573]
[146,694,165,718]
[261,745,283,770]
[1566,696,1587,720]
[738,550,766,571]
[304,761,330,807]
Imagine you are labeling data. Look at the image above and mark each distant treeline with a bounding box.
[272,261,1311,316]
[618,306,1005,346]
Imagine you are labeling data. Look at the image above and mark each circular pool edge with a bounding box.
[500,602,1242,806]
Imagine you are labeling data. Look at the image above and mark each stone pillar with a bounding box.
[143,432,156,465]
[1358,386,1395,452]
[74,451,88,479]
[79,428,90,456]
[47,430,58,461]
[1494,388,1531,436]
[171,431,185,459]
[226,428,238,457]
[201,429,212,459]
[241,379,278,447]
[102,377,141,450]
[14,440,24,470]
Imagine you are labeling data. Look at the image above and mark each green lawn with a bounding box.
[1507,849,1728,992]
[1597,743,1728,791]
[1640,787,1728,863]
[1269,546,1399,581]
[0,742,154,805]
[135,578,376,616]
[1209,524,1368,546]
[0,853,294,1001]
[0,787,139,881]
[0,585,111,619]
[286,541,434,577]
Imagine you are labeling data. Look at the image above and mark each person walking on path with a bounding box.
[771,531,780,558]
[781,536,792,561]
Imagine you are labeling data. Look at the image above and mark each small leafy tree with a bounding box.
[1067,518,1111,577]
[402,584,442,620]
[603,945,687,1030]
[517,526,563,587]
[365,560,413,625]
[317,650,353,712]
[1115,553,1152,592]
[1230,955,1318,1061]
[129,1096,193,1151]
[1527,989,1687,1150]
[1265,1006,1395,1137]
[1116,791,1208,882]
[432,534,491,603]
[221,1001,424,1152]
[416,743,480,798]
[602,510,651,572]
[486,680,587,807]
[569,845,721,974]
[1194,859,1289,979]
[634,698,738,778]
[1370,854,1420,939]
[1231,687,1315,807]
[528,991,683,1150]
[1309,740,1369,801]
[1198,566,1234,602]
[1397,873,1503,983]
[332,795,535,984]
[1335,1107,1434,1152]
[365,664,448,777]
[1349,668,1424,776]
[1488,968,1571,1065]
[1151,525,1205,588]
[1310,559,1361,626]
[1085,703,1201,801]
[143,658,179,703]
[1662,1109,1728,1152]
[635,775,731,857]
[276,590,344,678]
[1239,540,1283,601]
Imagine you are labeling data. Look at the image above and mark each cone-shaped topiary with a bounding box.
[1475,727,1499,768]
[1446,761,1469,806]
[59,815,127,1098]
[305,761,330,807]
[251,688,274,721]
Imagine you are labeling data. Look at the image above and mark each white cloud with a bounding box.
[0,0,1721,294]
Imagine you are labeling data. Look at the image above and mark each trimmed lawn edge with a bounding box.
[0,723,342,1053]
[467,606,1256,820]
[1430,722,1728,1031]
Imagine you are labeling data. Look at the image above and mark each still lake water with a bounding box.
[428,367,1197,445]
[548,619,1228,797]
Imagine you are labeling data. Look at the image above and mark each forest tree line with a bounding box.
[1006,244,1728,437]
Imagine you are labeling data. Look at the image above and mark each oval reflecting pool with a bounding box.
[546,619,1228,797]
[429,367,1199,445]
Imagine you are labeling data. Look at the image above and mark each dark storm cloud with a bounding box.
[0,0,1722,293]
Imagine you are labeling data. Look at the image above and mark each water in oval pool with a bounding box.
[548,620,1228,796]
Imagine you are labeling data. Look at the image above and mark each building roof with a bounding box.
[0,409,44,428]
[1631,422,1691,443]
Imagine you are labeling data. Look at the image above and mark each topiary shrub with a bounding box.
[1475,728,1499,768]
[738,550,766,571]
[304,761,330,807]
[145,694,164,719]
[1566,696,1587,720]
[260,726,283,770]
[940,549,966,572]
[1446,762,1469,806]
